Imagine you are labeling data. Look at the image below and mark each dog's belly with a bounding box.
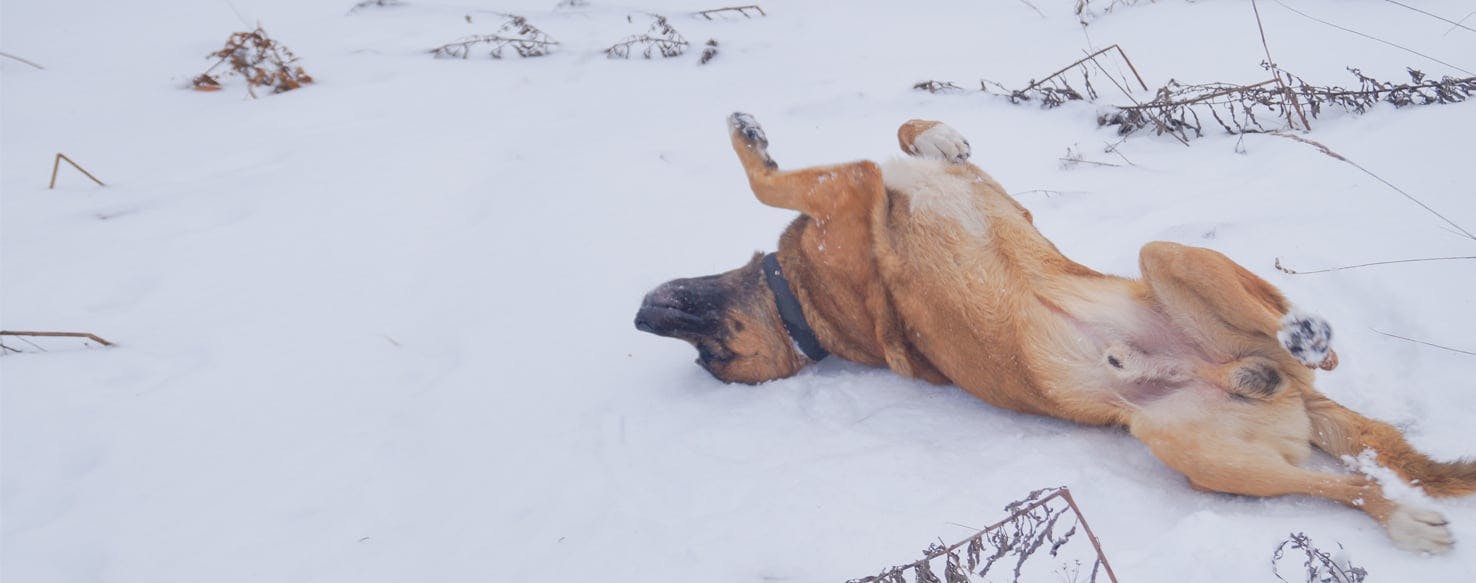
[1029,279,1226,418]
[878,157,1223,422]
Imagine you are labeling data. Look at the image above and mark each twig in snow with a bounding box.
[1060,145,1121,169]
[693,5,766,20]
[1266,132,1476,242]
[0,51,45,70]
[0,330,115,347]
[1370,329,1476,357]
[1274,256,1476,275]
[1269,0,1472,75]
[49,153,106,189]
[915,80,966,94]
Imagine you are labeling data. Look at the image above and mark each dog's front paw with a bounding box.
[728,112,775,167]
[910,122,971,164]
[728,112,768,148]
[1386,505,1453,554]
[1278,309,1337,370]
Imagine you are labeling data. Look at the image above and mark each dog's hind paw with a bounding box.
[1387,505,1453,554]
[910,122,971,164]
[1278,309,1337,370]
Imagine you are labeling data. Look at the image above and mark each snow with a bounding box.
[3,0,1475,581]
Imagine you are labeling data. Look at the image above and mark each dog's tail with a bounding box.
[1303,390,1476,497]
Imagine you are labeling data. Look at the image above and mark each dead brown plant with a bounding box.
[192,26,314,97]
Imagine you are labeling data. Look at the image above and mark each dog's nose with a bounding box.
[635,286,706,338]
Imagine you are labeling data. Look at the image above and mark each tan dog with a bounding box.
[634,113,1475,553]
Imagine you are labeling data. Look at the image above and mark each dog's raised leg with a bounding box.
[728,113,885,220]
[1138,241,1338,372]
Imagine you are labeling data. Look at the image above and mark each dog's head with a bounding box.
[634,253,809,384]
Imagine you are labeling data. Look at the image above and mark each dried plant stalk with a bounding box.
[192,26,314,97]
[846,487,1118,583]
[48,153,106,189]
[431,14,559,59]
[694,5,767,19]
[1,330,115,347]
[929,57,1475,143]
[606,13,689,59]
[1271,532,1367,583]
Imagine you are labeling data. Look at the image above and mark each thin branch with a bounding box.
[693,5,765,20]
[1252,0,1310,130]
[1371,328,1476,356]
[1060,157,1121,168]
[0,330,115,347]
[1015,0,1046,19]
[1267,132,1476,241]
[1022,45,1142,94]
[1274,255,1475,274]
[1269,0,1472,75]
[1059,489,1120,583]
[49,153,107,189]
[1379,0,1475,34]
[0,51,45,69]
[1447,12,1475,37]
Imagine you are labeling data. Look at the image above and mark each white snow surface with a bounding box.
[4,0,1476,581]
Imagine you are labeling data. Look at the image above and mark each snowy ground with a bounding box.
[4,0,1475,581]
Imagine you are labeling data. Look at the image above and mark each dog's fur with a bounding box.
[634,114,1475,553]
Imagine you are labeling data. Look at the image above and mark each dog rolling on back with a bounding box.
[634,114,1475,553]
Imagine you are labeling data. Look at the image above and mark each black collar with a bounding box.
[761,253,829,362]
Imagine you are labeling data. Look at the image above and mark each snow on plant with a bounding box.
[917,52,1476,143]
[191,26,314,97]
[605,13,689,59]
[430,14,559,59]
[1272,533,1368,583]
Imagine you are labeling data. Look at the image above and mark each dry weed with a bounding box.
[192,26,313,97]
[693,5,766,20]
[1271,533,1366,583]
[430,14,559,59]
[847,487,1117,583]
[606,13,689,59]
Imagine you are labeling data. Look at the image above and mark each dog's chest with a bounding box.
[881,157,991,237]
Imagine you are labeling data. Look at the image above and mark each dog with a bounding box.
[634,113,1474,553]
